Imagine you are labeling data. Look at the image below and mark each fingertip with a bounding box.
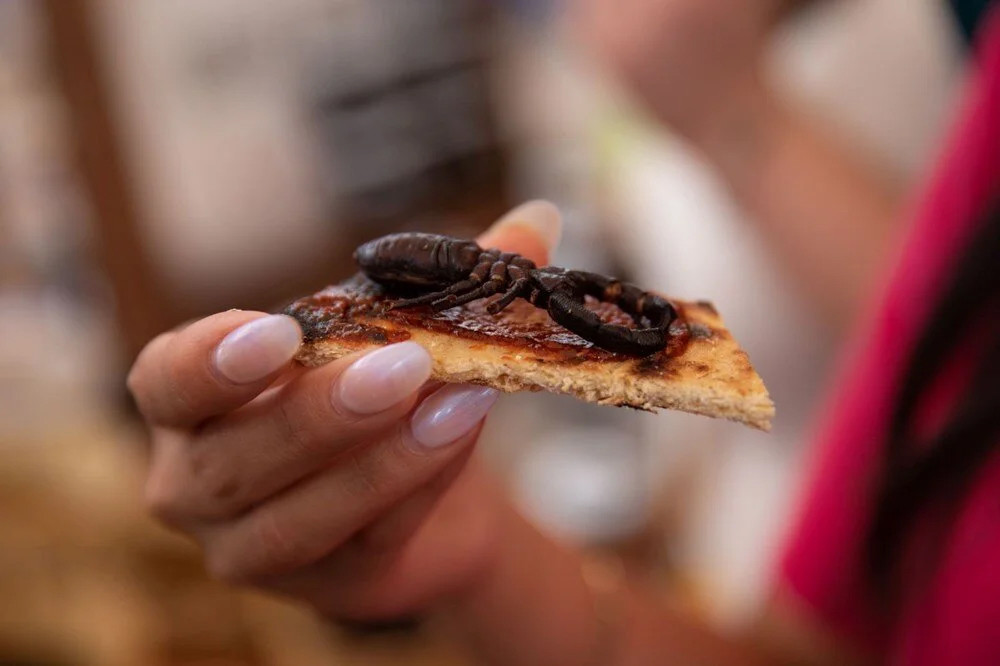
[498,200,563,249]
[335,342,434,416]
[214,314,303,385]
[478,200,563,264]
[129,310,301,427]
[409,384,499,450]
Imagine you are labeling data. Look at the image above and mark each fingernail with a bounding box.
[410,385,499,449]
[491,200,562,249]
[214,315,302,384]
[337,342,432,414]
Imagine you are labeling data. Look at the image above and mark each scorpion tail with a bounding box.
[547,290,671,356]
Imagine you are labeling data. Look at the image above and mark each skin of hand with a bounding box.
[127,201,562,623]
[571,0,787,146]
[572,0,900,327]
[128,199,871,666]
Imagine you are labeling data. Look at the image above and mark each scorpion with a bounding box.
[354,233,679,356]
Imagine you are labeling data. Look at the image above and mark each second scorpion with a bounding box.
[354,233,679,356]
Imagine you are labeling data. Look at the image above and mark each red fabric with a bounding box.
[778,8,1000,664]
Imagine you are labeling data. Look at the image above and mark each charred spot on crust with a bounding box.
[284,301,331,342]
[284,283,410,345]
[635,356,661,375]
[687,323,714,340]
[634,353,682,378]
[733,350,756,374]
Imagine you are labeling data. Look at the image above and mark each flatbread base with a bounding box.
[285,275,774,430]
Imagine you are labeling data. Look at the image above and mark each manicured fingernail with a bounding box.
[491,200,562,249]
[337,342,432,414]
[410,385,499,449]
[214,315,302,384]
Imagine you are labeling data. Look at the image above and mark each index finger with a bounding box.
[127,310,302,428]
[476,200,562,265]
[128,201,561,428]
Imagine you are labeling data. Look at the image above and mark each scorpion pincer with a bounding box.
[353,232,679,356]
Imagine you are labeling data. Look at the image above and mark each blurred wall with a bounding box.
[92,0,349,306]
[90,0,505,318]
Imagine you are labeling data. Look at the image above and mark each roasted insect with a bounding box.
[354,233,679,356]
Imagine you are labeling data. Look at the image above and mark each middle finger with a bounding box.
[200,386,497,583]
[147,342,434,523]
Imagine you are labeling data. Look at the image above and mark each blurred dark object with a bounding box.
[308,0,508,240]
[948,0,997,42]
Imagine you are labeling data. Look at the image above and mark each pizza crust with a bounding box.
[286,276,774,430]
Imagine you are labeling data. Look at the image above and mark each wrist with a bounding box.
[441,503,605,665]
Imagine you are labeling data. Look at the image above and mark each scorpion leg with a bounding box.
[389,278,480,309]
[546,287,668,356]
[433,259,509,309]
[486,264,530,314]
[389,252,496,309]
[486,279,530,313]
[432,279,504,309]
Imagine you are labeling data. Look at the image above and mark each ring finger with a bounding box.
[198,385,497,582]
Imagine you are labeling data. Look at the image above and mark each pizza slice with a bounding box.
[284,274,773,431]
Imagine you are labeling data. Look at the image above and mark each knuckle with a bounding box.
[143,474,186,526]
[126,332,172,414]
[275,381,367,461]
[251,508,316,576]
[347,450,393,500]
[128,381,154,423]
[162,348,202,423]
[274,395,317,456]
[184,445,245,519]
[146,438,245,524]
[126,369,155,421]
[347,425,436,502]
[125,365,142,401]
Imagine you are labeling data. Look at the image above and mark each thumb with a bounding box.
[476,200,562,266]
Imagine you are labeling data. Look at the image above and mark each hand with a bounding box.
[571,0,789,146]
[128,201,562,622]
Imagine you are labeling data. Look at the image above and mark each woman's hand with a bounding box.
[127,201,561,622]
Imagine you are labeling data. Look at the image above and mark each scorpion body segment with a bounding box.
[354,233,678,356]
[354,233,484,287]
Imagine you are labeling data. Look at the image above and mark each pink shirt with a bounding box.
[778,8,1000,664]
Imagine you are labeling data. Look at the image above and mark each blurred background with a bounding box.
[0,0,966,664]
